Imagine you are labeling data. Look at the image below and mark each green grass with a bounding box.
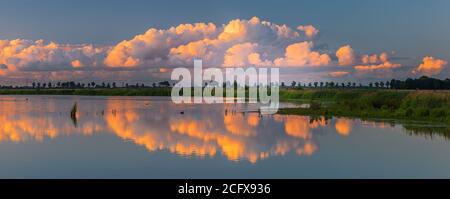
[278,89,450,125]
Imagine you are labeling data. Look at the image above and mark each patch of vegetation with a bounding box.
[279,89,450,125]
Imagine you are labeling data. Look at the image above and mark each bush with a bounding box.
[405,108,414,117]
[415,108,430,117]
[309,101,322,110]
[431,108,447,118]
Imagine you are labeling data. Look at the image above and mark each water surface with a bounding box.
[0,95,449,178]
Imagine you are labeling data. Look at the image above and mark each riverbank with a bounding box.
[278,89,450,125]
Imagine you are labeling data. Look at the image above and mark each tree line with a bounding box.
[283,76,450,90]
[0,81,172,89]
[0,76,449,90]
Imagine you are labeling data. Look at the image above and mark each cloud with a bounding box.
[329,71,350,77]
[0,39,106,74]
[106,17,329,68]
[336,45,355,66]
[104,22,218,67]
[354,52,401,71]
[273,42,331,67]
[414,56,448,76]
[223,43,271,67]
[354,61,401,71]
[0,16,446,82]
[297,25,319,39]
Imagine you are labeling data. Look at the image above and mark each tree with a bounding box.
[319,82,324,87]
[159,81,171,87]
[314,82,318,88]
[291,81,296,87]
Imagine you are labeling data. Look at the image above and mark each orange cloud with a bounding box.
[0,39,104,72]
[329,71,350,77]
[354,52,401,71]
[297,25,319,38]
[105,17,329,68]
[415,56,448,76]
[354,61,401,71]
[104,22,218,67]
[336,45,355,66]
[159,67,170,73]
[273,42,331,67]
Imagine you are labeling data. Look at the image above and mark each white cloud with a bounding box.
[0,39,106,73]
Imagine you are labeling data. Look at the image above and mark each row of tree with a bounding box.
[284,81,393,89]
[389,76,450,90]
[0,81,172,89]
[282,76,450,90]
[1,76,449,90]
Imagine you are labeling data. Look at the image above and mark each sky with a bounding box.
[0,0,449,85]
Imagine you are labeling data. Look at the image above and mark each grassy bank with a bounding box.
[278,89,450,124]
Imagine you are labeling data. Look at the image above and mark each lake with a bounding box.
[0,95,449,179]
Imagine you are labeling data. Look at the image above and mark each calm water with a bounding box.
[0,95,449,179]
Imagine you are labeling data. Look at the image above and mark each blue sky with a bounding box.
[0,0,449,83]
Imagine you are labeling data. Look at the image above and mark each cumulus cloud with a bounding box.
[0,16,446,82]
[0,39,106,74]
[354,52,401,71]
[414,56,448,76]
[336,45,355,66]
[105,17,329,68]
[273,42,331,67]
[223,43,272,67]
[297,25,319,39]
[104,22,218,67]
